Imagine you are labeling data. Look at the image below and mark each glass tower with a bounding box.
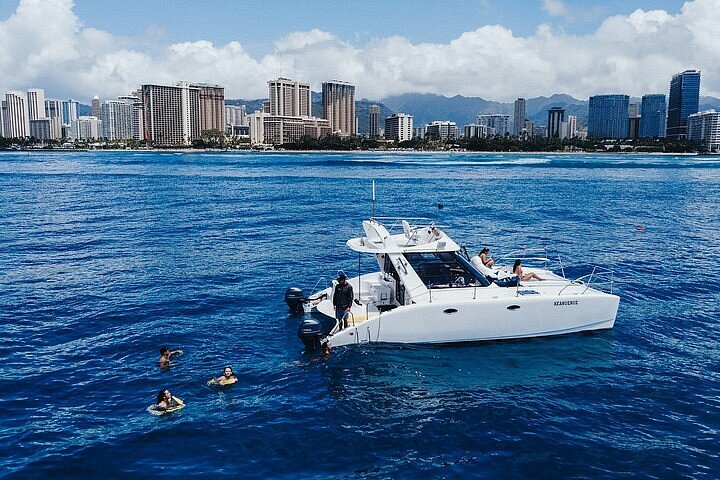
[588,95,629,139]
[666,70,701,139]
[639,94,667,138]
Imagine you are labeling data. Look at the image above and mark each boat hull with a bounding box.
[322,291,619,348]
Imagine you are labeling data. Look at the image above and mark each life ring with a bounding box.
[208,377,237,386]
[147,396,185,415]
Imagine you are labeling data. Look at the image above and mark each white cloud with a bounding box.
[542,0,568,17]
[1,0,719,103]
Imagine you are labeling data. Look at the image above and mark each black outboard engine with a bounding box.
[298,318,324,351]
[284,287,306,315]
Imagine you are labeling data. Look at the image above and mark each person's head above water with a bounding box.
[160,346,169,356]
[157,389,171,404]
[223,366,234,377]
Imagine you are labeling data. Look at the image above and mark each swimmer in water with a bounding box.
[155,389,182,411]
[208,366,237,385]
[158,346,183,366]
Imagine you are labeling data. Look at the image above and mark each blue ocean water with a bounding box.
[0,150,718,479]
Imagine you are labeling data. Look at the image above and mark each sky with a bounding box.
[0,0,718,102]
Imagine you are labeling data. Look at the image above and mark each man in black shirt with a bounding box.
[332,273,354,330]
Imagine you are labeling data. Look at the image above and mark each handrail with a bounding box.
[557,268,614,296]
[369,216,451,231]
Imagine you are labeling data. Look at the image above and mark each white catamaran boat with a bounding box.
[286,218,619,351]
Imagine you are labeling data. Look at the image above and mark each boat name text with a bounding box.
[554,300,579,306]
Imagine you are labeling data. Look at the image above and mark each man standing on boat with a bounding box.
[333,273,353,331]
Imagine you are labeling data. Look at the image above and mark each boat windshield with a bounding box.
[404,252,490,288]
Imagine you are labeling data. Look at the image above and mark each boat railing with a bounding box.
[369,216,450,232]
[557,267,615,295]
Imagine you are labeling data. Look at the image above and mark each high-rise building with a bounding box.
[639,94,667,138]
[3,91,30,138]
[118,95,144,140]
[42,99,63,139]
[30,119,52,140]
[225,105,247,127]
[688,110,720,153]
[425,121,458,141]
[268,78,311,117]
[567,115,577,139]
[303,117,332,140]
[101,100,135,140]
[262,115,305,145]
[91,95,100,118]
[385,113,413,142]
[588,94,629,139]
[62,99,79,125]
[247,111,266,145]
[628,103,641,139]
[26,88,47,120]
[514,98,526,135]
[142,82,200,146]
[322,81,356,135]
[69,116,102,141]
[547,107,565,138]
[667,69,701,139]
[192,83,225,133]
[523,120,534,138]
[369,105,380,137]
[477,114,510,136]
[45,99,62,119]
[463,124,494,138]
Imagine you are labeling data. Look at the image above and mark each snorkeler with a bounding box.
[158,346,183,366]
[207,366,238,386]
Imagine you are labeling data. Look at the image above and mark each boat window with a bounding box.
[404,252,490,288]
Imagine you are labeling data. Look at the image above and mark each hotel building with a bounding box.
[639,94,667,138]
[192,83,225,133]
[26,88,47,120]
[688,110,720,153]
[268,78,311,117]
[141,82,200,146]
[667,69,701,139]
[426,121,458,141]
[69,116,102,141]
[385,113,413,142]
[62,99,79,125]
[477,114,510,136]
[101,100,136,140]
[322,81,356,135]
[588,94,629,139]
[369,105,380,137]
[547,107,565,138]
[2,91,30,138]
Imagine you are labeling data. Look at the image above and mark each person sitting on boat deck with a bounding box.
[208,366,237,385]
[332,273,354,331]
[513,259,543,281]
[479,247,494,267]
[156,389,181,411]
[158,346,183,366]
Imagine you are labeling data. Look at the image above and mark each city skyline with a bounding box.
[1,0,719,102]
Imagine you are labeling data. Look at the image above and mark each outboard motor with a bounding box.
[298,318,324,351]
[285,287,306,315]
